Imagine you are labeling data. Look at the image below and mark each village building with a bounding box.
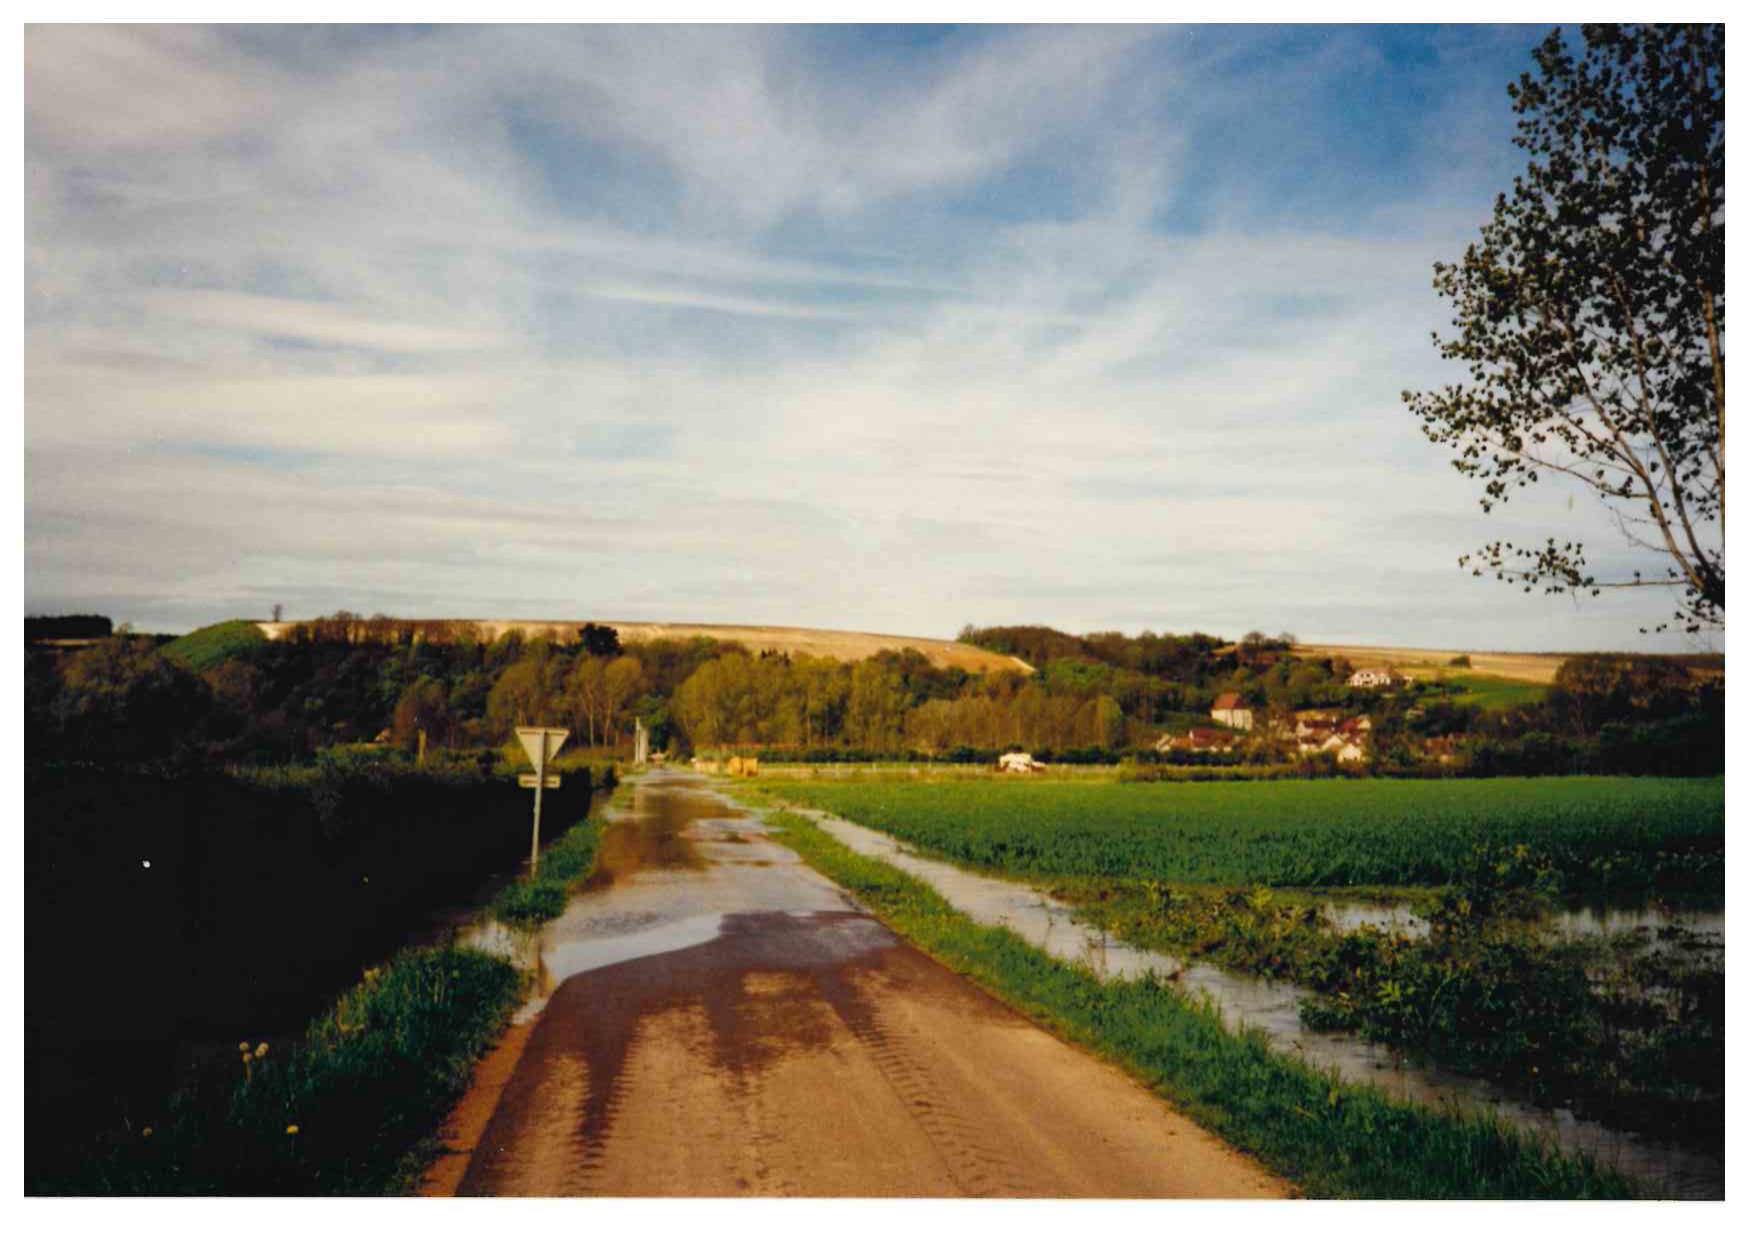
[1210,692,1255,730]
[1322,735,1367,763]
[1175,728,1239,753]
[998,752,1046,773]
[1347,667,1400,688]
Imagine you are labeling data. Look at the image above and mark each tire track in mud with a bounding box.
[813,964,1028,1197]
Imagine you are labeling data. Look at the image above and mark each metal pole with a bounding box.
[531,733,546,877]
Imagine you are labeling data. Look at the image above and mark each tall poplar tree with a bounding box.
[1405,24,1723,631]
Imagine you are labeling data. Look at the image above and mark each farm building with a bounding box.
[998,752,1046,773]
[1210,693,1255,730]
[1347,667,1398,688]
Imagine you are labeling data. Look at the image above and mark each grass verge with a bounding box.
[491,801,612,926]
[36,777,623,1195]
[761,807,1631,1199]
[34,946,525,1195]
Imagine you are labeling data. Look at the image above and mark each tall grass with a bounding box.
[490,804,611,926]
[33,946,524,1195]
[764,808,1631,1199]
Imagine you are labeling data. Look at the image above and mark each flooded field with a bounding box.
[786,805,1723,1199]
[1323,899,1725,945]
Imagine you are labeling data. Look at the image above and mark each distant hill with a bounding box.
[163,619,271,671]
[253,618,1033,676]
[1293,642,1722,686]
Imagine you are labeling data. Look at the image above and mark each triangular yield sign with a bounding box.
[515,726,569,769]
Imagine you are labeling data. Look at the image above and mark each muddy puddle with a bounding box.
[446,771,864,1023]
[787,806,1722,1199]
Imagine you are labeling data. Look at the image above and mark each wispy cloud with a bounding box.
[23,23,1699,651]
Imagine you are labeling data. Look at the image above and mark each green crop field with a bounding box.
[768,776,1723,895]
[1433,673,1549,712]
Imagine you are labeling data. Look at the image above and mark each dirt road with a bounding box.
[422,772,1286,1198]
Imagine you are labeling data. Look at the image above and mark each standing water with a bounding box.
[445,771,863,1020]
[786,806,1722,1199]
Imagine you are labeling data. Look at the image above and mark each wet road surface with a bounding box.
[425,771,1285,1198]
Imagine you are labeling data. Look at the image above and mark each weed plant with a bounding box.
[761,809,1629,1198]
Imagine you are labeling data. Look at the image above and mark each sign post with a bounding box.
[515,726,570,876]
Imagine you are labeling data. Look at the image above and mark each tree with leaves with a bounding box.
[1404,24,1722,631]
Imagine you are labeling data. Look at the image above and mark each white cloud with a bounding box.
[21,24,1704,651]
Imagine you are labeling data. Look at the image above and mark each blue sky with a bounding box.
[22,23,1711,650]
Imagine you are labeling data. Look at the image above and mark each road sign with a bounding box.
[515,726,569,769]
[514,726,569,877]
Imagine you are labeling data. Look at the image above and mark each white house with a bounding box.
[1347,667,1399,688]
[1210,692,1254,730]
[998,752,1046,773]
[1323,735,1367,764]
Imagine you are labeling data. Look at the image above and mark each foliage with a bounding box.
[764,809,1628,1198]
[491,812,607,926]
[51,634,212,760]
[26,613,114,641]
[27,610,1713,771]
[1052,846,1721,1148]
[578,622,623,656]
[768,776,1722,899]
[1404,24,1724,632]
[36,947,525,1194]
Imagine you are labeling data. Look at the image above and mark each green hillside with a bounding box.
[161,619,268,671]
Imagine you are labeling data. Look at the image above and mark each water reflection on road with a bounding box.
[451,772,860,1021]
[790,807,1722,1200]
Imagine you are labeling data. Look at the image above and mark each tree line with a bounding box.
[21,613,1721,773]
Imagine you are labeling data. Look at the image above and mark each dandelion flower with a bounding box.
[239,1041,251,1052]
[255,1042,269,1058]
[286,1124,300,1136]
[142,1127,154,1139]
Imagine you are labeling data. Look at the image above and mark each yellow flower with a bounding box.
[238,1041,251,1052]
[142,1127,154,1139]
[286,1124,300,1136]
[255,1042,269,1058]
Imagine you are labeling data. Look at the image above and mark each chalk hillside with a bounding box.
[255,618,1033,675]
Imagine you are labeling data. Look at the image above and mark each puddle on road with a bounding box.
[452,771,861,1023]
[583,778,711,888]
[789,807,1722,1200]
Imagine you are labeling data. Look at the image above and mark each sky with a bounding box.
[20,22,1718,652]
